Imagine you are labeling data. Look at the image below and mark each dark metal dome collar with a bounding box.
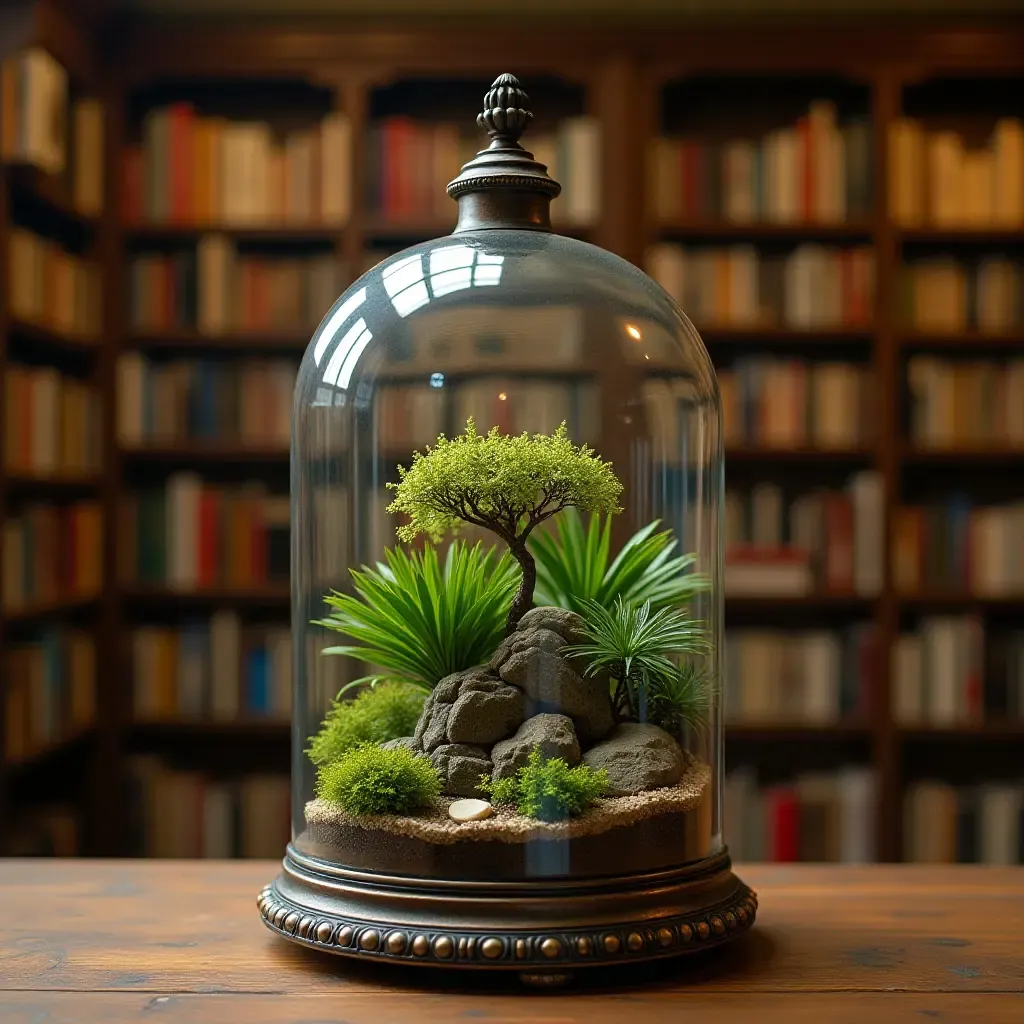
[448,73,562,233]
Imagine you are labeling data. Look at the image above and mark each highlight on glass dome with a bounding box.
[260,71,754,980]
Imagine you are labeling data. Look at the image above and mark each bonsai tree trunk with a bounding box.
[505,541,537,635]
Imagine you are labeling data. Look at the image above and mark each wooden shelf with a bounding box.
[119,445,289,463]
[725,594,876,611]
[725,446,875,464]
[699,325,875,344]
[8,319,100,354]
[126,330,310,351]
[898,227,1024,245]
[124,223,343,242]
[3,471,102,493]
[899,723,1024,740]
[1,594,100,625]
[899,330,1024,349]
[121,586,290,608]
[726,723,872,741]
[656,219,874,241]
[361,214,456,238]
[7,163,97,230]
[901,446,1024,464]
[131,719,289,738]
[5,728,97,777]
[897,593,1024,611]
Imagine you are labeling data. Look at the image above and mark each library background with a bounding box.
[2,0,1024,865]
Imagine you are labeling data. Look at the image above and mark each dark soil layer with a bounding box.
[296,761,712,881]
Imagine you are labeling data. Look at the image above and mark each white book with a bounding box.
[724,767,757,860]
[646,244,686,306]
[202,783,235,858]
[222,122,271,223]
[849,470,883,596]
[22,48,68,175]
[320,112,352,225]
[979,786,1022,865]
[166,472,201,590]
[561,116,600,226]
[116,353,145,446]
[803,633,840,724]
[210,610,241,719]
[893,634,923,724]
[924,618,959,724]
[838,767,876,863]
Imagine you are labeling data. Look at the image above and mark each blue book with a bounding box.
[246,648,269,715]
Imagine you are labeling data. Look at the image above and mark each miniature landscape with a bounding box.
[301,420,716,873]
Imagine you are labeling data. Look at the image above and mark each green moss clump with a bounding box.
[316,744,441,816]
[480,748,609,822]
[307,683,425,767]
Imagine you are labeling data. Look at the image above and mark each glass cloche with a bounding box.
[259,73,755,981]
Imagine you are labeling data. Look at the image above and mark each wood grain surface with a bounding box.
[0,861,1021,1022]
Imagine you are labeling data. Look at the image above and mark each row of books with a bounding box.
[132,614,291,722]
[906,358,1024,449]
[116,355,296,448]
[129,238,343,335]
[0,47,104,213]
[646,244,875,330]
[723,627,874,724]
[901,257,1024,334]
[724,473,884,597]
[366,116,601,226]
[889,118,1024,228]
[8,228,103,340]
[123,106,351,225]
[650,103,872,224]
[126,757,290,858]
[375,379,600,453]
[118,477,289,590]
[904,781,1024,864]
[1,502,102,613]
[892,499,1024,596]
[893,617,1024,725]
[724,766,876,863]
[3,367,102,477]
[715,360,874,449]
[3,629,95,764]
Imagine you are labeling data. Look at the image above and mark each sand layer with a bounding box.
[305,758,710,846]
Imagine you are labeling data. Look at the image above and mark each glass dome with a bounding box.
[261,73,754,977]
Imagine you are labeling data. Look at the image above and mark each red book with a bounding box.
[796,115,812,222]
[823,493,854,593]
[167,103,195,224]
[198,490,220,588]
[963,615,984,721]
[767,786,799,862]
[122,146,143,224]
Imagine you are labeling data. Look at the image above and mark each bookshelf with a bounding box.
[2,4,1024,861]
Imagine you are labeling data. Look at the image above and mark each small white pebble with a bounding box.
[448,798,493,823]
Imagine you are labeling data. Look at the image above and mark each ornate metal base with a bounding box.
[258,844,756,978]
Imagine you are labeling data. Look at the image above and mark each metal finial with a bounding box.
[476,73,533,145]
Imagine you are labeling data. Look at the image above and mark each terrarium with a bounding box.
[259,74,755,981]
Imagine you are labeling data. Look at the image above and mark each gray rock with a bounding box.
[490,713,580,781]
[380,736,422,753]
[430,743,492,798]
[489,627,565,671]
[582,722,684,796]
[516,606,590,647]
[419,702,451,754]
[447,685,524,746]
[497,645,613,744]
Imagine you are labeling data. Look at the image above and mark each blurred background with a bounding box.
[2,0,1024,864]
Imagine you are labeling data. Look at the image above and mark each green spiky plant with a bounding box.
[307,683,426,767]
[316,540,518,694]
[530,508,710,614]
[386,419,623,635]
[316,744,441,816]
[566,597,715,733]
[479,748,609,822]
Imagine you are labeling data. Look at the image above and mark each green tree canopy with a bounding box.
[387,419,622,633]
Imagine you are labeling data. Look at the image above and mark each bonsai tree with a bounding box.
[387,419,623,634]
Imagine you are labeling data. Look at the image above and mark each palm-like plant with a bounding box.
[316,541,520,694]
[565,597,713,731]
[529,509,709,615]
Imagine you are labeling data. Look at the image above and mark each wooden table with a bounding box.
[0,861,1021,1022]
